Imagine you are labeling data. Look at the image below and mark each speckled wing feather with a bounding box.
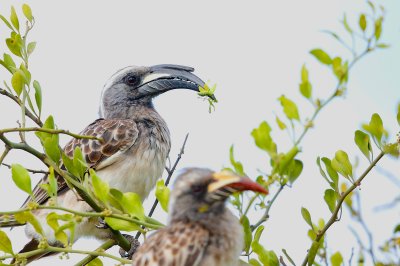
[22,119,139,208]
[131,221,209,266]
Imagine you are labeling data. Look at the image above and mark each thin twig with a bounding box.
[0,88,43,127]
[0,146,10,165]
[0,127,102,141]
[354,192,376,264]
[73,239,116,266]
[135,133,189,240]
[301,151,385,266]
[1,163,49,174]
[251,184,285,231]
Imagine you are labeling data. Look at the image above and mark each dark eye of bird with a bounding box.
[124,75,139,86]
[191,184,204,195]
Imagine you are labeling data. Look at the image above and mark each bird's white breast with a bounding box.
[96,139,169,200]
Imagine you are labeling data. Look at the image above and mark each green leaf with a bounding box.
[376,43,390,49]
[15,211,44,235]
[155,179,170,212]
[299,65,312,99]
[396,103,400,126]
[122,192,145,220]
[393,224,400,233]
[253,225,264,243]
[316,157,328,180]
[73,147,87,178]
[359,14,367,31]
[362,113,386,145]
[278,95,300,121]
[331,150,353,180]
[342,14,353,33]
[46,213,69,246]
[375,17,383,40]
[0,14,14,31]
[241,215,252,254]
[27,42,36,56]
[22,4,33,22]
[251,227,279,266]
[287,159,303,184]
[310,49,332,65]
[35,115,55,141]
[87,258,103,266]
[62,152,79,178]
[301,207,313,229]
[10,7,19,31]
[90,169,110,204]
[299,81,312,100]
[321,157,339,190]
[104,217,140,232]
[251,121,277,156]
[11,70,24,96]
[301,64,308,82]
[278,146,300,175]
[48,167,58,198]
[3,53,16,70]
[324,189,337,213]
[248,259,262,266]
[275,116,287,130]
[354,130,372,161]
[6,34,22,57]
[0,230,13,254]
[33,80,42,115]
[107,189,124,211]
[44,136,61,163]
[330,251,343,266]
[11,164,32,195]
[308,241,321,265]
[229,145,245,175]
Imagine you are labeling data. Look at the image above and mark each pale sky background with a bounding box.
[0,1,399,265]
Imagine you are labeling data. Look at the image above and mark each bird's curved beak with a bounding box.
[208,171,268,194]
[137,64,216,100]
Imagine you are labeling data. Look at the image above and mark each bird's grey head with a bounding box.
[99,64,208,119]
[168,168,268,224]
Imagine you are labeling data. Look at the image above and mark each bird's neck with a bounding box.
[102,102,158,120]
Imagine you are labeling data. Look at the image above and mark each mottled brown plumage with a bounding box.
[1,65,207,264]
[131,168,268,266]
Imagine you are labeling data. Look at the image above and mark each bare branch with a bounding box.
[1,163,48,174]
[0,127,102,141]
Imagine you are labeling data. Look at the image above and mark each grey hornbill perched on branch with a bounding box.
[2,64,213,263]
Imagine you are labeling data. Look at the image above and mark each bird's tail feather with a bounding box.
[0,215,25,228]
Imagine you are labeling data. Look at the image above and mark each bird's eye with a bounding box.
[191,184,204,195]
[124,75,139,86]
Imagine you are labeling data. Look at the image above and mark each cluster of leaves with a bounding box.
[302,111,399,266]
[0,4,42,125]
[198,83,218,113]
[225,2,399,266]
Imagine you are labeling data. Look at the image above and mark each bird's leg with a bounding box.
[95,217,109,229]
[119,234,140,259]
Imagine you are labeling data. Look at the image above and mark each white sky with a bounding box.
[0,0,399,265]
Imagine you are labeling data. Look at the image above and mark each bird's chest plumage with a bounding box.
[97,119,170,200]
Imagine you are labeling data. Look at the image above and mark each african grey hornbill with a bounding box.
[1,64,211,263]
[131,168,268,266]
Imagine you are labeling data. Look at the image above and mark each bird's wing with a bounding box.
[131,221,209,266]
[22,119,139,208]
